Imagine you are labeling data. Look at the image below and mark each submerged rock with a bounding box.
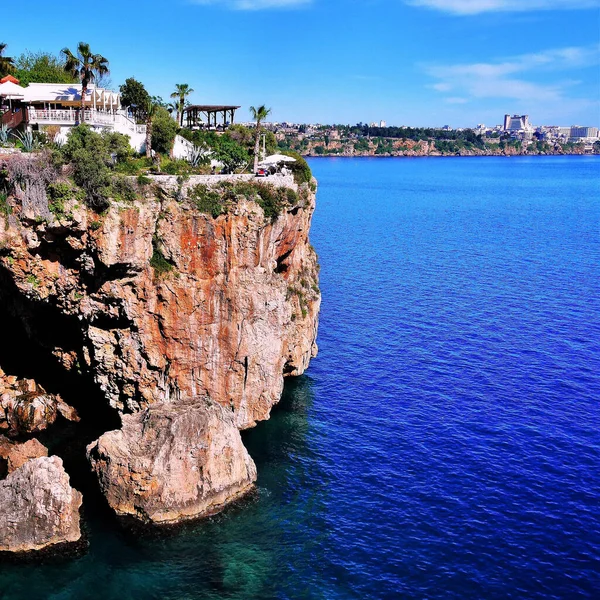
[87,397,257,524]
[0,436,48,478]
[0,456,83,553]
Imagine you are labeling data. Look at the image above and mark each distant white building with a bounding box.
[503,114,534,133]
[379,120,386,128]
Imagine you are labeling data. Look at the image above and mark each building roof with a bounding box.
[0,75,21,84]
[0,82,120,106]
[184,105,241,112]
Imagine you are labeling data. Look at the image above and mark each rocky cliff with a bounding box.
[0,167,320,540]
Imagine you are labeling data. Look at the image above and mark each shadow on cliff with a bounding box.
[0,265,121,528]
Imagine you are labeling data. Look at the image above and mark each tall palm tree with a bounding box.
[0,43,15,78]
[61,42,109,123]
[170,84,194,127]
[249,105,271,173]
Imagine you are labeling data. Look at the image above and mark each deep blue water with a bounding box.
[1,156,600,599]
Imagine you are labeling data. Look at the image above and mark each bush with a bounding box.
[47,181,85,219]
[189,184,224,218]
[71,148,111,211]
[162,158,193,176]
[281,150,312,185]
[215,136,250,173]
[150,240,175,277]
[110,176,137,202]
[152,107,178,155]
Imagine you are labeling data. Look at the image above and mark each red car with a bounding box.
[255,167,270,178]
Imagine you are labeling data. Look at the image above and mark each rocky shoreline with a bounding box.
[0,164,320,554]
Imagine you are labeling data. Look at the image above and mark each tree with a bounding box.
[249,105,271,173]
[0,43,15,78]
[14,51,78,86]
[143,99,159,159]
[170,84,194,126]
[215,136,250,173]
[61,42,110,123]
[119,77,150,122]
[151,106,178,156]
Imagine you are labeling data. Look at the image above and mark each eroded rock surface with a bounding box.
[0,372,79,437]
[0,177,320,430]
[87,397,257,524]
[0,436,48,477]
[0,456,82,553]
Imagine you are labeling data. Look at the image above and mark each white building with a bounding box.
[503,114,534,133]
[0,80,147,151]
[0,79,198,159]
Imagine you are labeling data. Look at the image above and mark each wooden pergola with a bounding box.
[183,105,241,129]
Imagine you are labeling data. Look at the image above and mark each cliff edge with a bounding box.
[0,166,320,532]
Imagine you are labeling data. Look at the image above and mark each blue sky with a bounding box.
[4,0,600,127]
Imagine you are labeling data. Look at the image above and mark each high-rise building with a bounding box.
[503,114,533,132]
[570,126,599,139]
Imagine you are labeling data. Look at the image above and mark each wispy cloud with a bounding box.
[191,0,311,9]
[407,0,600,15]
[424,45,600,122]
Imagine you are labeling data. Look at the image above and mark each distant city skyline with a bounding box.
[3,0,600,127]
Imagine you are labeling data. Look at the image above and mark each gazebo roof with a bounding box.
[183,105,241,113]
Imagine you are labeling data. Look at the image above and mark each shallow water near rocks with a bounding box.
[1,155,599,599]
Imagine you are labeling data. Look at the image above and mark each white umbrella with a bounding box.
[260,153,296,165]
[0,81,25,99]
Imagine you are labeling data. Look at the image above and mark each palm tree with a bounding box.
[61,42,109,123]
[170,84,194,127]
[144,99,158,159]
[249,105,271,173]
[0,43,15,78]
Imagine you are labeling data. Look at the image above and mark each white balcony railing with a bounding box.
[27,109,146,136]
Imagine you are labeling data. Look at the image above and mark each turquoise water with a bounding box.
[1,156,599,599]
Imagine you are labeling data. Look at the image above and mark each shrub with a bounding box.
[162,158,193,176]
[110,176,137,202]
[189,184,224,218]
[90,220,101,231]
[281,150,312,185]
[0,191,11,216]
[47,181,85,219]
[152,107,178,155]
[150,239,175,277]
[137,174,152,185]
[103,131,133,162]
[71,148,111,212]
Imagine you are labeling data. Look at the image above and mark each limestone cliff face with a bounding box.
[0,177,320,432]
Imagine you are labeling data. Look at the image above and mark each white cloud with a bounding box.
[191,0,310,9]
[424,45,600,120]
[407,0,599,15]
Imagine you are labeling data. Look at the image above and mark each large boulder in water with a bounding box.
[0,456,83,553]
[86,397,257,524]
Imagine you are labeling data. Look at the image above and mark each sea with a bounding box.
[1,156,599,599]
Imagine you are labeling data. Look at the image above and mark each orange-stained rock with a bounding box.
[0,436,48,477]
[0,177,320,430]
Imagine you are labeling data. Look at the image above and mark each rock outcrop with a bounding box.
[0,176,320,431]
[0,456,82,553]
[0,371,79,437]
[87,397,257,524]
[0,436,48,477]
[0,173,320,528]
